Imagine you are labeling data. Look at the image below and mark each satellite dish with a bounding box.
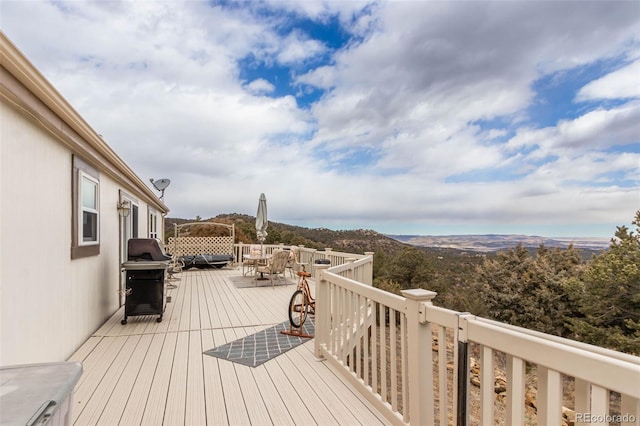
[150,178,171,199]
[150,178,171,191]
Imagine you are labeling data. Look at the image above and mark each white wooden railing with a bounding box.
[233,243,371,279]
[313,261,640,426]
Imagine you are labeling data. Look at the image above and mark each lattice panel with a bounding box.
[168,236,234,257]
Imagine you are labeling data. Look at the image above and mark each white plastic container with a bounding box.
[0,361,82,425]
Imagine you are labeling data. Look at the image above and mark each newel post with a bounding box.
[345,257,356,280]
[401,289,437,426]
[364,252,374,286]
[314,264,331,360]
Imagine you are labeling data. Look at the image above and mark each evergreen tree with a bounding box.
[386,247,435,290]
[565,211,640,355]
[469,244,582,337]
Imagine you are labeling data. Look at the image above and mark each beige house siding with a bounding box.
[0,32,169,365]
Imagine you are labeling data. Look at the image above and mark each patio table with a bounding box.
[243,253,271,278]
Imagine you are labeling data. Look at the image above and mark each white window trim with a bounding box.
[78,170,100,246]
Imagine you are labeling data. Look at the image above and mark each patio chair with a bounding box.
[254,249,290,288]
[285,247,308,278]
[285,248,296,278]
[243,244,264,276]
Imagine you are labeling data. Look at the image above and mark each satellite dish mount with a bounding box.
[150,178,171,200]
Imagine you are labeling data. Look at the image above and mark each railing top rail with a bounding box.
[423,304,459,329]
[466,317,640,397]
[320,249,368,259]
[475,316,640,366]
[327,254,372,274]
[322,269,406,312]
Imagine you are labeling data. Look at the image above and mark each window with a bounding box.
[71,156,100,259]
[149,209,159,239]
[131,204,139,238]
[80,172,99,244]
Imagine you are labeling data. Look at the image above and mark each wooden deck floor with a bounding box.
[67,267,387,425]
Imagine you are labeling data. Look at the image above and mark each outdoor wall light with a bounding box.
[117,200,131,217]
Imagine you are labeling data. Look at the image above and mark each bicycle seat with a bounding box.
[297,271,312,278]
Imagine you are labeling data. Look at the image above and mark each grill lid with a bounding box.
[127,238,172,261]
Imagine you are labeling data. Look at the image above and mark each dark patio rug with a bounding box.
[204,319,314,367]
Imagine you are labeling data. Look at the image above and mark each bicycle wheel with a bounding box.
[288,289,308,328]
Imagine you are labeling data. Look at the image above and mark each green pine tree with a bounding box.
[566,211,640,355]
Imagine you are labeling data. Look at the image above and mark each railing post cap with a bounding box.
[401,289,437,301]
[314,264,331,270]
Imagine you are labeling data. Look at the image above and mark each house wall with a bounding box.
[1,103,139,364]
[0,34,168,365]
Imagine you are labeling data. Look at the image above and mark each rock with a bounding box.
[562,406,575,423]
[471,375,481,386]
[494,375,507,394]
[525,386,537,409]
[470,356,480,375]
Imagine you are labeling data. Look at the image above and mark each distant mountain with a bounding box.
[389,234,611,252]
[165,215,611,256]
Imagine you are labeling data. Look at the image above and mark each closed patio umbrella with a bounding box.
[256,193,268,255]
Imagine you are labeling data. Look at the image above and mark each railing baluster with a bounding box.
[355,293,362,378]
[620,393,640,426]
[452,319,459,423]
[480,345,494,425]
[425,322,436,425]
[328,282,335,354]
[537,366,562,425]
[380,304,387,405]
[590,385,608,426]
[438,326,448,425]
[506,355,525,426]
[363,296,370,384]
[401,312,408,422]
[342,286,349,366]
[331,285,342,354]
[390,309,398,411]
[371,301,378,394]
[347,289,354,372]
[574,378,591,426]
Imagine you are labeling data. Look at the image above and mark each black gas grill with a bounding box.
[121,239,171,325]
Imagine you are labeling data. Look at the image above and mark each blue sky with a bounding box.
[2,0,639,237]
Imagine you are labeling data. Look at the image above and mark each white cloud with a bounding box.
[576,59,640,101]
[507,102,640,160]
[295,65,336,89]
[277,30,327,65]
[245,79,276,94]
[2,0,638,237]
